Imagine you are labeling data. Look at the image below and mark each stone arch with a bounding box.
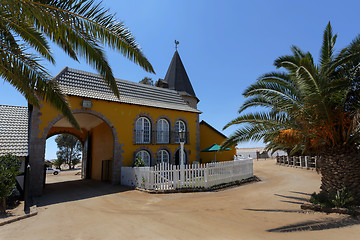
[132,112,155,144]
[133,146,154,166]
[173,117,190,144]
[28,107,124,197]
[46,128,86,145]
[155,115,171,144]
[155,146,172,164]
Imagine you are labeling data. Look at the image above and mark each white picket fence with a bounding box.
[121,159,253,190]
[276,155,318,169]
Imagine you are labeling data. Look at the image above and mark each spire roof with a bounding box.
[163,50,197,98]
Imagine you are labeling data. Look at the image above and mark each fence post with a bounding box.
[250,159,254,177]
[173,165,179,189]
[204,163,209,188]
[305,156,308,168]
[149,166,154,190]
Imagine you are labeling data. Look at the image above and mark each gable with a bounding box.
[199,120,236,163]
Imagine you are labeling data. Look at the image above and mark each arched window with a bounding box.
[135,117,151,144]
[175,120,186,143]
[135,150,151,166]
[157,119,169,143]
[157,150,169,164]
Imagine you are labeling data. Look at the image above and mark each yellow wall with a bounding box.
[90,122,113,180]
[199,122,236,163]
[39,96,199,170]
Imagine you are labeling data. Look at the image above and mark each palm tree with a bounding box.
[0,0,155,129]
[223,22,360,201]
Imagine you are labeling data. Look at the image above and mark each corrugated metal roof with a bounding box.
[55,68,201,113]
[0,105,28,157]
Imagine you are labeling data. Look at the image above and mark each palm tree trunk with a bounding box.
[320,147,360,203]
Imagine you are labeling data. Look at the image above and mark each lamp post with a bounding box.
[179,129,186,183]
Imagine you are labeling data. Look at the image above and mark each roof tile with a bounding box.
[55,68,201,113]
[0,105,28,157]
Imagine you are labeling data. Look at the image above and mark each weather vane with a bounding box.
[175,40,179,50]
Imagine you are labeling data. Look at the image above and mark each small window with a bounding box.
[175,120,186,143]
[157,150,169,164]
[135,150,151,166]
[136,117,151,144]
[157,119,169,143]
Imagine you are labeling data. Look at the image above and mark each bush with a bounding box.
[331,188,354,208]
[0,154,22,214]
[310,188,355,208]
[132,155,146,167]
[52,158,64,169]
[310,191,332,207]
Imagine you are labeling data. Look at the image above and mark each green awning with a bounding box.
[201,144,231,152]
[201,144,231,162]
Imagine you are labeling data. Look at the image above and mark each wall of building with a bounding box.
[199,122,236,163]
[90,122,113,180]
[38,96,200,171]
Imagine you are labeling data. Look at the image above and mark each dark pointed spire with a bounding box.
[163,50,197,98]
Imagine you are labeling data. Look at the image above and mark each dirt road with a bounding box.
[1,160,359,240]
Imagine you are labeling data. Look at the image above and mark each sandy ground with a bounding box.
[1,160,360,240]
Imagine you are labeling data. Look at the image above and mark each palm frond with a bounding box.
[225,23,360,154]
[320,22,337,69]
[21,0,155,73]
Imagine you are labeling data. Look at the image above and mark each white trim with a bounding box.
[157,119,169,143]
[136,117,151,144]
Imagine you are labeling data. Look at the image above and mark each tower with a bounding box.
[161,48,199,109]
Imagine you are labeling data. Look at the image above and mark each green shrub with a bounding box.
[132,155,146,167]
[331,188,354,208]
[310,188,355,209]
[0,154,22,214]
[310,191,333,207]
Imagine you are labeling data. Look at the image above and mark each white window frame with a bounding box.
[175,120,186,143]
[157,150,170,164]
[135,150,151,166]
[157,119,169,143]
[135,117,151,144]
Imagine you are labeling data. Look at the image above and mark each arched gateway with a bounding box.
[28,107,124,196]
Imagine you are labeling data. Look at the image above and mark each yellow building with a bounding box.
[25,50,233,196]
[199,120,236,163]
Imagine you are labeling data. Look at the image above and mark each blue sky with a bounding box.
[1,0,359,159]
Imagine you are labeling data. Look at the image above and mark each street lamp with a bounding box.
[179,129,186,183]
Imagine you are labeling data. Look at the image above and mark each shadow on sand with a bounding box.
[245,191,360,232]
[289,191,312,196]
[267,217,360,232]
[274,193,309,202]
[37,179,132,207]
